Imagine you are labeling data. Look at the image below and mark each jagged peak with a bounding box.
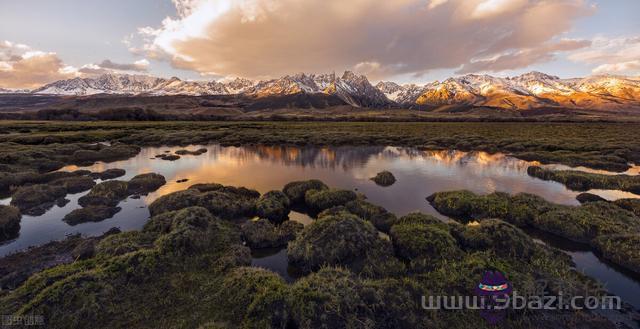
[513,71,559,81]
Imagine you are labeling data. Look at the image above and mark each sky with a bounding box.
[0,0,639,89]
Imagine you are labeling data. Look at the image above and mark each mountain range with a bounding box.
[2,71,640,111]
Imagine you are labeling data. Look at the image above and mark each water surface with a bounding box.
[1,145,640,308]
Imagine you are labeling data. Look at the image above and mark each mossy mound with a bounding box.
[188,183,223,192]
[241,219,280,249]
[343,199,398,233]
[127,173,166,194]
[78,180,129,207]
[96,231,150,257]
[389,212,461,270]
[148,189,202,216]
[0,205,21,241]
[527,166,640,194]
[304,188,357,211]
[241,219,303,249]
[151,206,240,256]
[256,190,291,223]
[593,234,640,274]
[159,154,180,161]
[394,212,441,226]
[613,198,640,217]
[282,179,328,204]
[429,190,640,274]
[450,219,537,260]
[287,213,395,274]
[51,175,96,194]
[63,206,121,225]
[10,184,67,215]
[427,190,512,220]
[288,267,425,328]
[72,144,140,164]
[216,266,290,327]
[371,170,396,186]
[175,148,207,156]
[536,201,640,243]
[89,168,126,180]
[198,190,258,219]
[148,183,259,219]
[576,192,606,204]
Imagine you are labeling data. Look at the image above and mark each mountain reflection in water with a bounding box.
[2,144,640,310]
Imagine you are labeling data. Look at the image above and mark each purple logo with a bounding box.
[475,270,512,324]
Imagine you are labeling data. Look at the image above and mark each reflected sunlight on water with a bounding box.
[3,144,640,308]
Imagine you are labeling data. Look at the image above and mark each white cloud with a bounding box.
[593,61,640,75]
[569,35,640,75]
[0,41,77,89]
[131,0,593,79]
[457,39,592,74]
[0,40,154,88]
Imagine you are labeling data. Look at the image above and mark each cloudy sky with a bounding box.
[0,0,639,89]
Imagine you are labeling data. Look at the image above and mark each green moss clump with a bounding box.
[593,234,640,274]
[287,213,393,274]
[536,201,639,243]
[160,154,180,161]
[0,205,21,241]
[241,219,280,249]
[63,206,121,225]
[429,190,640,274]
[198,190,258,219]
[96,231,148,257]
[287,267,423,328]
[175,148,207,156]
[613,198,640,217]
[78,180,129,207]
[149,183,259,219]
[282,179,328,204]
[148,189,202,216]
[153,206,240,256]
[428,190,551,226]
[241,219,303,249]
[371,170,396,186]
[89,168,126,180]
[527,166,640,193]
[256,190,291,223]
[188,183,224,192]
[127,173,166,194]
[389,212,461,271]
[216,267,290,327]
[50,175,95,194]
[450,220,537,260]
[72,144,140,164]
[304,188,357,211]
[10,184,67,215]
[576,192,606,204]
[344,199,398,233]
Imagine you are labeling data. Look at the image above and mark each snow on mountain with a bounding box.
[9,71,640,111]
[31,74,257,96]
[223,77,255,94]
[388,71,640,110]
[0,88,31,94]
[375,81,404,101]
[246,71,390,107]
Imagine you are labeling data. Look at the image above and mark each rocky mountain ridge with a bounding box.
[3,71,640,110]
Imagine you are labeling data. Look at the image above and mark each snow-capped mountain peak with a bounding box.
[7,71,640,111]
